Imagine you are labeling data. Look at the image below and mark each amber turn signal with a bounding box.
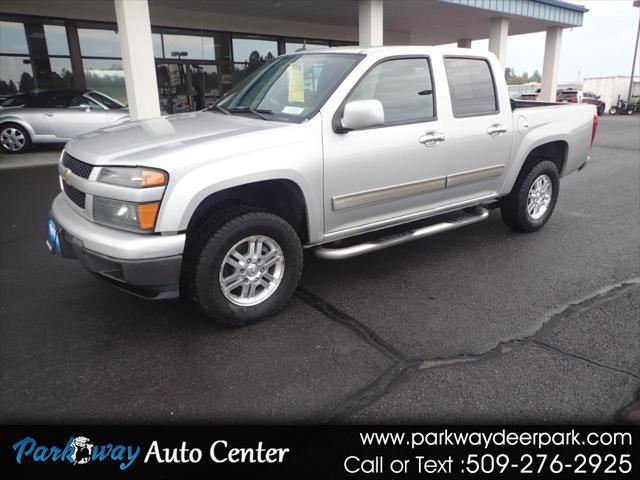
[136,202,160,230]
[141,170,168,187]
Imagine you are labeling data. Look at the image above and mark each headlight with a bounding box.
[93,196,160,233]
[97,167,167,188]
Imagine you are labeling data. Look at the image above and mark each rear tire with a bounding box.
[501,160,560,233]
[182,207,303,327]
[0,123,31,154]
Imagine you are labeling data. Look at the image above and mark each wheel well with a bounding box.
[186,179,309,243]
[516,140,567,186]
[0,121,30,137]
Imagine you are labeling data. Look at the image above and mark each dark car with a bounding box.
[556,89,605,116]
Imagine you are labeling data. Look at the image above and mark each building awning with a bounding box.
[146,0,586,44]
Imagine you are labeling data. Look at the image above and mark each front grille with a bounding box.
[62,152,93,179]
[63,181,86,209]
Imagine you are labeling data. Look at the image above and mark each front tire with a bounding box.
[501,160,560,233]
[609,107,618,115]
[183,208,303,327]
[0,123,31,154]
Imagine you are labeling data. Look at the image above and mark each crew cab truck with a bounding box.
[47,46,598,326]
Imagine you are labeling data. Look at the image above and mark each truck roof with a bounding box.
[292,45,494,59]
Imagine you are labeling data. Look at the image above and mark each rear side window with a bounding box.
[444,57,498,117]
[347,58,435,124]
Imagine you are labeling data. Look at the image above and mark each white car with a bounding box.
[0,89,129,154]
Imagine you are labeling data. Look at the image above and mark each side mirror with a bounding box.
[341,99,384,131]
[597,95,601,99]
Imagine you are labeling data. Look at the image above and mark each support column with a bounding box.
[359,0,384,47]
[488,17,508,65]
[457,39,472,48]
[114,0,160,120]
[540,27,563,103]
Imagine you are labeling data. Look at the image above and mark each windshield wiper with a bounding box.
[208,103,230,115]
[227,107,273,120]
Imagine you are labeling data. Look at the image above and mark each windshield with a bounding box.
[215,53,362,122]
[88,91,127,109]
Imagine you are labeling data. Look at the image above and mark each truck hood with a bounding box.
[64,111,289,165]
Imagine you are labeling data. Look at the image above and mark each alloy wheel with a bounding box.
[218,235,285,306]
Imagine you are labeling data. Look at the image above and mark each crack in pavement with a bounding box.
[529,339,640,380]
[298,277,640,422]
[296,288,404,362]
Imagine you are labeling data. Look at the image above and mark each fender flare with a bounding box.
[500,136,569,196]
[0,116,36,140]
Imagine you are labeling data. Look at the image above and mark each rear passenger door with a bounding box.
[440,57,512,203]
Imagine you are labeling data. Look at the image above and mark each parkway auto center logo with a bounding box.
[12,435,141,470]
[10,435,291,472]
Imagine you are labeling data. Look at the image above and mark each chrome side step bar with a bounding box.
[314,206,490,260]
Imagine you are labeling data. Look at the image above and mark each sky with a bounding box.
[472,0,640,82]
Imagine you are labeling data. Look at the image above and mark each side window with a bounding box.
[444,57,498,117]
[45,95,71,108]
[347,58,435,124]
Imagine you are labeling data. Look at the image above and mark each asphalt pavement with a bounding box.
[1,116,638,424]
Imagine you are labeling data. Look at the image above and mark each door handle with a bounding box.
[45,112,54,117]
[419,131,446,147]
[487,124,507,136]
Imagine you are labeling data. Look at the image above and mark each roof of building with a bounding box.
[534,0,588,13]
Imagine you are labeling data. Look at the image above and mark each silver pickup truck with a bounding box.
[47,46,598,326]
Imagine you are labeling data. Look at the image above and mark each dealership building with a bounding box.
[0,0,587,120]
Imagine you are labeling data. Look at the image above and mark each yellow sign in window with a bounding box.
[288,64,304,103]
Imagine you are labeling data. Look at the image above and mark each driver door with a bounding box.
[44,94,111,139]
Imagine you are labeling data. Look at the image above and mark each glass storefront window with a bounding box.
[152,33,163,58]
[0,21,29,54]
[43,24,69,55]
[156,63,190,113]
[0,56,32,95]
[0,57,73,96]
[78,27,121,57]
[284,40,328,54]
[232,36,277,64]
[0,18,73,96]
[231,62,255,85]
[190,64,221,108]
[162,33,215,60]
[47,57,74,90]
[0,15,350,114]
[83,58,126,104]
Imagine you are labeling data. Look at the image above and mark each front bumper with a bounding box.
[49,193,186,299]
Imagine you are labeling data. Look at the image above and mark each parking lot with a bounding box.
[1,115,638,424]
